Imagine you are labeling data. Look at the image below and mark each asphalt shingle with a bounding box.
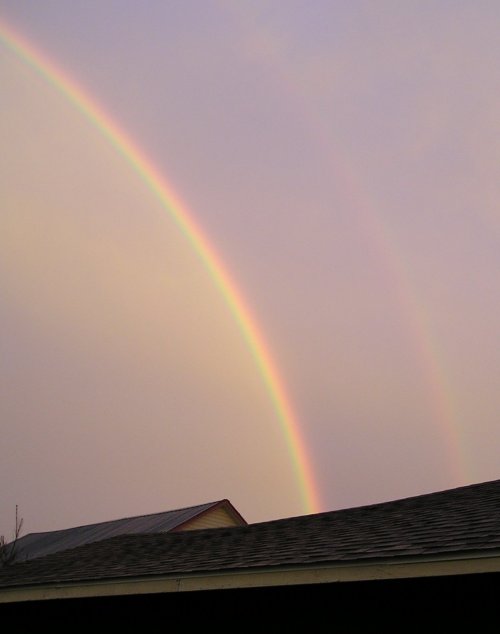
[1,479,499,589]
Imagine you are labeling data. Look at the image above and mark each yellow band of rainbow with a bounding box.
[0,19,322,514]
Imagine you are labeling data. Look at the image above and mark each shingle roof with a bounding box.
[1,479,499,589]
[10,499,242,562]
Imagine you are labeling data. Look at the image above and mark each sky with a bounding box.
[0,1,499,536]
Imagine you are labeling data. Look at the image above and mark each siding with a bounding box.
[180,506,240,531]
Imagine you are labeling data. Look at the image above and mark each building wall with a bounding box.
[1,573,497,625]
[179,505,241,531]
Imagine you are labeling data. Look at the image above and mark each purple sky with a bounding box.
[1,1,499,535]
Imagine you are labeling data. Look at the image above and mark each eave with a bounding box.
[1,550,500,604]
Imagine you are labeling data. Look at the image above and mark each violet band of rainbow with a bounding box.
[0,19,322,515]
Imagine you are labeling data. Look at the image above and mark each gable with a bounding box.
[176,504,244,531]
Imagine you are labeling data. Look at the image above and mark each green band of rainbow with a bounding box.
[0,19,321,514]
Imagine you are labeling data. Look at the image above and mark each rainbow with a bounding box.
[232,26,468,484]
[0,20,322,514]
[321,154,467,484]
[362,210,467,483]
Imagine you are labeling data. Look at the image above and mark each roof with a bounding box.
[10,499,246,562]
[1,478,500,598]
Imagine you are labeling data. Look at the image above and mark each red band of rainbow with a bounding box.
[0,19,322,514]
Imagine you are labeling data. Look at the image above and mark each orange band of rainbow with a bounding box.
[0,19,322,514]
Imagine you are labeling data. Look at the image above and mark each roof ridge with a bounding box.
[250,478,500,526]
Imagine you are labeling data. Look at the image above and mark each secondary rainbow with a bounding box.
[0,20,322,514]
[249,45,468,484]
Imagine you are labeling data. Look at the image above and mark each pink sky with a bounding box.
[0,1,499,534]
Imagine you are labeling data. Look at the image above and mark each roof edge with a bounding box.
[171,499,247,531]
[15,500,232,542]
[1,551,499,604]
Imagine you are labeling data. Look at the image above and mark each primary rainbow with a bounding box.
[0,20,322,514]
